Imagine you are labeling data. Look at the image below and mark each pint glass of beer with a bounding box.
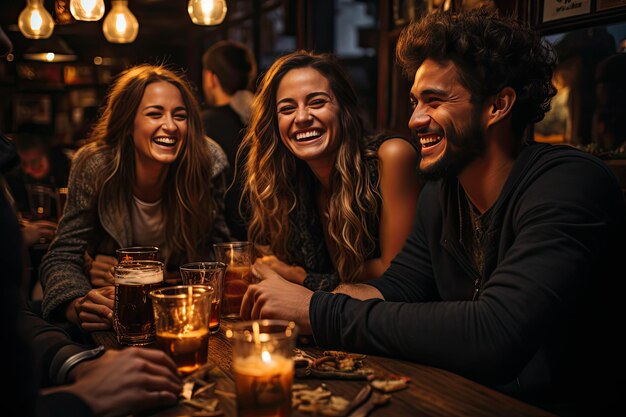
[213,241,254,319]
[227,320,298,417]
[180,262,226,333]
[150,285,213,374]
[116,246,160,263]
[113,260,164,345]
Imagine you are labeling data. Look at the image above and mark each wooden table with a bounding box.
[92,324,555,417]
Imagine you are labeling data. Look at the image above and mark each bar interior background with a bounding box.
[1,0,625,172]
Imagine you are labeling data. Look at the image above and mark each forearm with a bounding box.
[358,258,390,282]
[332,283,384,300]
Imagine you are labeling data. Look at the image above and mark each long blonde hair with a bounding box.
[242,51,379,282]
[76,64,215,260]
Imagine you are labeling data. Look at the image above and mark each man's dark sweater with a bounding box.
[311,143,626,415]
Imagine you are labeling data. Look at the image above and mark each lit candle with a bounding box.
[233,349,294,417]
[228,320,297,417]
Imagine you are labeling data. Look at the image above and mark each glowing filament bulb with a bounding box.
[18,0,55,39]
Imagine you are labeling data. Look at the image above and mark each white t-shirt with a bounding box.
[131,195,168,261]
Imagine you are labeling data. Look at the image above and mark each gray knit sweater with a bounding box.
[40,138,231,320]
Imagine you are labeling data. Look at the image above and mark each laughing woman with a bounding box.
[243,51,421,290]
[40,64,230,330]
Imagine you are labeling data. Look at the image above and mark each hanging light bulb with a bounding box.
[18,0,55,39]
[188,0,227,26]
[70,0,105,21]
[102,0,138,43]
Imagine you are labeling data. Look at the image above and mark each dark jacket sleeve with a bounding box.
[36,392,93,417]
[310,159,626,385]
[22,303,87,388]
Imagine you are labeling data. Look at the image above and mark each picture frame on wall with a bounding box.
[14,94,52,127]
[596,0,626,12]
[542,0,591,23]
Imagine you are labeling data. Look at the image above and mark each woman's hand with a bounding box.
[66,287,115,332]
[254,255,306,285]
[88,254,118,287]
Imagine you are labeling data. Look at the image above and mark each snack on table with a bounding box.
[294,349,375,380]
[369,374,411,393]
[292,383,352,416]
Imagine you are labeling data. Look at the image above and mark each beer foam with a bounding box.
[118,270,163,285]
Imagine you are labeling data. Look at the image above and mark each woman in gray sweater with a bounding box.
[40,64,230,331]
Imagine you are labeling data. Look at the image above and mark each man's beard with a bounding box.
[418,115,486,181]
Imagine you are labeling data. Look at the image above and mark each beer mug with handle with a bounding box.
[114,260,164,345]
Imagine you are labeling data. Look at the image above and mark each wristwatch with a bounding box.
[54,345,106,385]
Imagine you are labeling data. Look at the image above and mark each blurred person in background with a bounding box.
[202,40,257,240]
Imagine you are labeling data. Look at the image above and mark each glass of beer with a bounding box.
[227,320,298,417]
[26,184,54,221]
[213,241,254,319]
[180,262,226,333]
[116,246,160,263]
[150,285,213,374]
[56,187,68,218]
[113,260,164,345]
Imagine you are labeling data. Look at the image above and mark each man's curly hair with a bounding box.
[396,8,557,139]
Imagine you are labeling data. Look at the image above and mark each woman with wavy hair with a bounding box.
[243,51,420,290]
[40,64,230,330]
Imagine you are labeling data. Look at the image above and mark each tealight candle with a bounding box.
[227,320,298,417]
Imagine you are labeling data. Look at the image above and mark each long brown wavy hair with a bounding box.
[75,64,215,261]
[241,51,379,282]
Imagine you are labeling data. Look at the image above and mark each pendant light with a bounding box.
[23,36,77,62]
[188,0,227,26]
[18,0,55,39]
[102,0,138,43]
[70,0,105,21]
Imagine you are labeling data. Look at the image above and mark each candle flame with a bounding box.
[261,350,271,364]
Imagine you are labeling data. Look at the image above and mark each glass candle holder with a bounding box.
[227,320,298,417]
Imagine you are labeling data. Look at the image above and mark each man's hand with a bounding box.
[254,255,307,285]
[66,287,115,332]
[241,263,313,334]
[20,219,57,246]
[44,347,182,417]
[88,254,117,287]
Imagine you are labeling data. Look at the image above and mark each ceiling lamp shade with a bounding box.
[102,0,138,43]
[18,0,55,39]
[23,36,77,62]
[70,0,105,21]
[188,0,227,26]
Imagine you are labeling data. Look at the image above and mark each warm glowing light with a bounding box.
[102,0,138,44]
[31,12,43,30]
[45,52,55,61]
[18,0,55,39]
[70,0,105,21]
[115,14,127,32]
[261,350,272,364]
[188,0,227,26]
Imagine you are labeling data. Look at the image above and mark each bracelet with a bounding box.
[55,345,105,385]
